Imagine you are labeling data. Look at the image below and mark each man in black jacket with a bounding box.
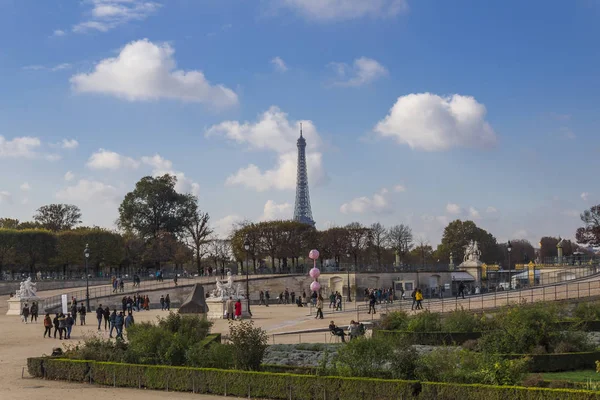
[53,313,60,338]
[96,304,104,331]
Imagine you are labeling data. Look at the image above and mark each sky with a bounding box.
[0,0,599,248]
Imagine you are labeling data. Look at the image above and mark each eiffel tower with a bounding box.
[293,124,315,226]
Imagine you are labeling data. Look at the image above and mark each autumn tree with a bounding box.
[33,204,82,231]
[436,220,500,264]
[576,204,600,247]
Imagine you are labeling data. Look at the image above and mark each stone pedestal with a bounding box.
[6,296,42,316]
[458,260,482,283]
[205,297,250,320]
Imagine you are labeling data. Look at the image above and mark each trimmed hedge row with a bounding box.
[28,358,600,400]
[504,352,600,373]
[374,330,482,345]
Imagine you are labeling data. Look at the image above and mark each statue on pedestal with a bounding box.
[15,277,37,299]
[210,272,242,299]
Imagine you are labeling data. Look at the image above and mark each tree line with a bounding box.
[0,173,598,278]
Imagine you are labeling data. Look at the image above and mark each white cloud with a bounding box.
[207,106,327,191]
[393,184,406,193]
[0,136,41,158]
[0,191,12,204]
[20,183,31,191]
[581,192,590,202]
[486,206,497,213]
[279,0,408,21]
[260,200,292,221]
[141,154,200,196]
[52,63,72,72]
[469,206,481,220]
[87,149,140,170]
[64,171,75,181]
[61,139,79,149]
[374,93,498,151]
[53,29,66,37]
[340,189,390,214]
[446,203,462,215]
[271,56,288,72]
[45,154,62,162]
[329,57,388,87]
[71,39,238,108]
[22,65,45,71]
[56,179,119,203]
[213,215,243,238]
[73,0,160,33]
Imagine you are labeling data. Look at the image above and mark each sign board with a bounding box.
[61,294,68,315]
[444,283,451,290]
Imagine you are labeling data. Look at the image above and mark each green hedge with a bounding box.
[374,330,482,345]
[504,352,600,373]
[27,358,600,399]
[261,364,317,375]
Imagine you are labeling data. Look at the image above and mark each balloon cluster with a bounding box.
[308,249,320,293]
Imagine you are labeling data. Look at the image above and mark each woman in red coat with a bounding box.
[234,299,242,320]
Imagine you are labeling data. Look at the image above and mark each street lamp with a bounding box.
[243,238,252,317]
[507,241,512,290]
[346,252,352,302]
[84,244,90,311]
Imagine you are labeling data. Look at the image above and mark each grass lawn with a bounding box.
[540,370,599,382]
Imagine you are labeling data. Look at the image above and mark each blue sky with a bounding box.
[0,0,598,246]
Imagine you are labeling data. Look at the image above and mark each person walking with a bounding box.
[57,313,66,340]
[125,312,134,330]
[415,288,424,310]
[96,304,104,331]
[457,281,465,299]
[78,304,86,325]
[115,312,125,339]
[65,313,74,339]
[173,275,178,286]
[329,292,336,309]
[160,295,165,311]
[259,291,265,305]
[410,289,417,310]
[109,309,117,338]
[30,302,38,323]
[21,304,30,324]
[264,290,270,307]
[234,299,242,320]
[368,292,377,314]
[165,294,171,311]
[43,313,52,338]
[315,295,324,319]
[103,305,110,330]
[52,313,60,338]
[225,296,234,320]
[143,295,150,310]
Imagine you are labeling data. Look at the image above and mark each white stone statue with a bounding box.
[15,277,38,299]
[464,240,482,262]
[210,272,241,299]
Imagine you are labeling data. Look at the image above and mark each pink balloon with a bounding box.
[310,281,321,292]
[309,267,321,279]
[309,249,320,260]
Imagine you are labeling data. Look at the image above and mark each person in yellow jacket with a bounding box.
[415,289,424,310]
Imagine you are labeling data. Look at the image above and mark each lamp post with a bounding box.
[243,238,252,317]
[84,244,90,311]
[507,241,512,290]
[346,252,352,302]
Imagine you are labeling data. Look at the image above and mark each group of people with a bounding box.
[20,302,39,324]
[328,320,365,342]
[328,292,343,311]
[95,304,134,339]
[364,287,395,304]
[159,294,171,311]
[43,312,76,340]
[410,288,424,310]
[224,296,243,320]
[120,294,152,312]
[111,277,125,293]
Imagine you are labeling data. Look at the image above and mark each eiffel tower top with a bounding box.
[293,122,314,226]
[297,122,306,147]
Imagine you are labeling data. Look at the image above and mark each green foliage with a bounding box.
[379,310,410,330]
[30,357,600,400]
[185,343,235,369]
[406,309,442,332]
[436,220,500,265]
[333,337,418,380]
[574,302,600,322]
[63,336,127,362]
[33,204,82,232]
[416,348,530,386]
[442,308,484,333]
[228,320,268,371]
[478,303,574,354]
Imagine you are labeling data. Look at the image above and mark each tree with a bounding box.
[370,223,387,267]
[499,239,535,270]
[410,238,433,267]
[184,205,213,275]
[320,227,349,268]
[0,229,17,277]
[15,229,57,274]
[576,205,600,247]
[436,220,500,264]
[345,222,370,269]
[387,224,413,264]
[33,204,82,231]
[0,218,20,229]
[118,175,196,241]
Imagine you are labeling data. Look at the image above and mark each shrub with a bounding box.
[442,308,483,333]
[379,310,410,330]
[63,336,127,362]
[521,374,545,387]
[462,339,479,352]
[416,348,530,386]
[573,302,600,322]
[228,320,268,371]
[185,342,235,369]
[406,310,441,332]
